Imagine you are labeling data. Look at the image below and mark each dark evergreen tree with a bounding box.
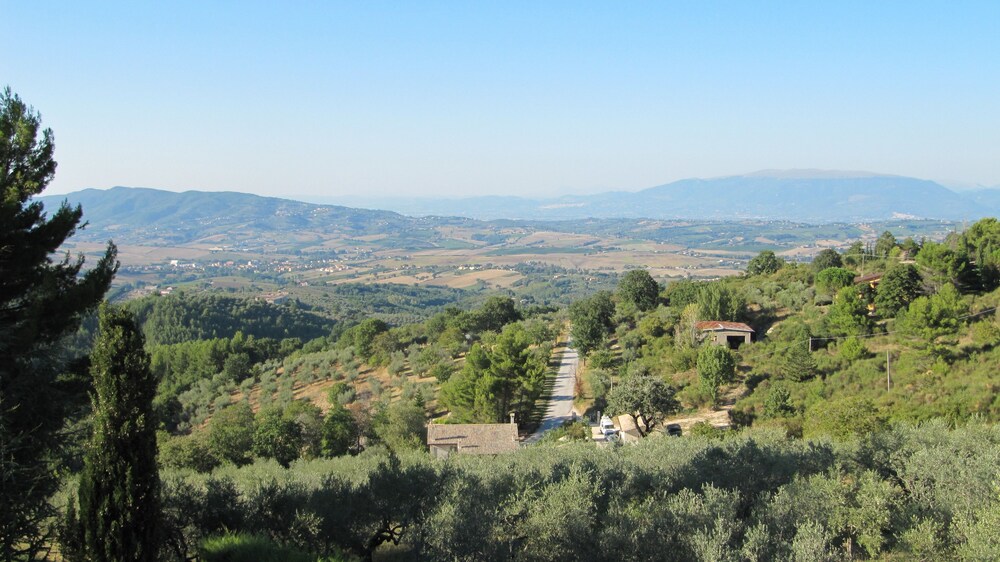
[322,402,360,457]
[875,264,923,317]
[617,269,660,311]
[78,304,160,562]
[811,248,843,272]
[474,295,521,332]
[480,324,547,423]
[0,87,118,558]
[253,406,303,467]
[569,291,615,357]
[350,318,389,358]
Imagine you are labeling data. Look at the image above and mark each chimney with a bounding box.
[509,412,516,425]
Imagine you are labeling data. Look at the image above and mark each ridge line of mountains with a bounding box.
[39,171,1000,243]
[322,170,1000,221]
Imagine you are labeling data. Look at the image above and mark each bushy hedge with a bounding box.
[200,533,352,562]
[159,422,1000,561]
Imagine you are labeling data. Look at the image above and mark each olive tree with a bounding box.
[606,373,679,436]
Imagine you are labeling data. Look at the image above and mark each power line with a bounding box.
[744,306,998,361]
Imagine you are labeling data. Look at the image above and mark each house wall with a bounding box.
[430,444,457,459]
[712,331,750,345]
[709,331,751,347]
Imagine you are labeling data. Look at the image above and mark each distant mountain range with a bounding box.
[324,170,1000,222]
[39,186,469,245]
[38,172,1000,247]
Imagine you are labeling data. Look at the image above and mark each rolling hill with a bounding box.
[38,186,470,246]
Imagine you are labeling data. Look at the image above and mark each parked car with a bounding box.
[666,423,682,437]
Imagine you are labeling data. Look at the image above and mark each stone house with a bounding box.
[427,418,520,459]
[695,321,755,349]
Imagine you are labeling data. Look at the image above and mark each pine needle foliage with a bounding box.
[0,87,117,559]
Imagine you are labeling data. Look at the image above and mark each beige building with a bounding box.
[615,415,642,443]
[427,420,519,459]
[696,321,754,349]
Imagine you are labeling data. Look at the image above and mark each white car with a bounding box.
[600,415,618,438]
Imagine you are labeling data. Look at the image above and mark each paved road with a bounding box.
[525,341,579,443]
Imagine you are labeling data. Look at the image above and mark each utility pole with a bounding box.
[886,350,891,392]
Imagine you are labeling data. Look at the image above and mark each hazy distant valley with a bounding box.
[43,179,960,319]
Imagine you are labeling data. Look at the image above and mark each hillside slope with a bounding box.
[39,186,468,245]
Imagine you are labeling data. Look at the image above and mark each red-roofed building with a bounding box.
[695,321,755,349]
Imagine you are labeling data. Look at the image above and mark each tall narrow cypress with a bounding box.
[78,304,160,562]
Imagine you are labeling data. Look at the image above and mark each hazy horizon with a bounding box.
[4,3,999,198]
[45,168,999,205]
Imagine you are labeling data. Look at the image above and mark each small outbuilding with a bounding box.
[615,415,642,443]
[854,273,882,289]
[427,420,520,459]
[696,321,755,349]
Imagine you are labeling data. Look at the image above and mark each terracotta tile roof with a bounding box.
[427,423,520,455]
[695,321,755,333]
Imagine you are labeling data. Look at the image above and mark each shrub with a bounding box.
[971,319,1000,347]
[762,382,794,419]
[430,362,454,382]
[160,432,220,473]
[200,533,352,562]
[541,421,591,442]
[838,336,868,361]
[803,396,886,440]
[689,421,726,439]
[815,267,856,295]
[586,369,611,401]
[368,379,383,400]
[588,349,616,370]
[697,345,736,405]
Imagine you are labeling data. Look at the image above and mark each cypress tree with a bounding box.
[78,304,160,562]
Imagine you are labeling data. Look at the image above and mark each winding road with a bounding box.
[525,340,579,443]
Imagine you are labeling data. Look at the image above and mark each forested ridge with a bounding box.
[126,292,333,346]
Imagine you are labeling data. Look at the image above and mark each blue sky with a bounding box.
[2,2,998,198]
